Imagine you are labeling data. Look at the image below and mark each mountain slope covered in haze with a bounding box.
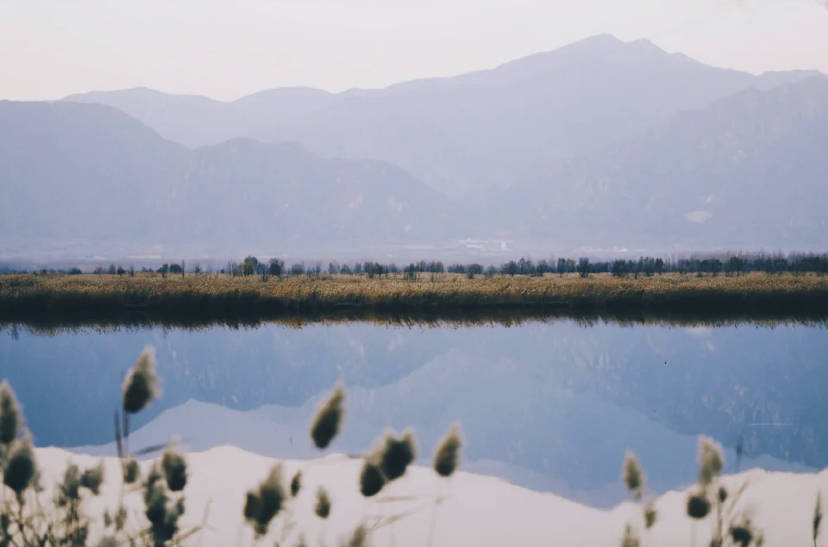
[64,34,822,198]
[497,76,828,250]
[3,35,827,258]
[0,101,452,257]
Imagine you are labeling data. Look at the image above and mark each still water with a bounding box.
[0,320,825,506]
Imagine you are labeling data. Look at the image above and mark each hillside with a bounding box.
[497,76,828,250]
[0,101,451,256]
[64,35,821,198]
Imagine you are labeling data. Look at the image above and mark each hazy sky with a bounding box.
[2,0,827,101]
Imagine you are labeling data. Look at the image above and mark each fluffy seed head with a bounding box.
[621,524,640,547]
[143,466,184,547]
[81,462,104,495]
[4,435,36,494]
[433,424,462,477]
[697,436,724,486]
[290,471,302,497]
[687,493,711,519]
[622,451,645,500]
[244,465,284,536]
[0,381,21,445]
[315,487,331,519]
[161,443,187,492]
[123,459,140,484]
[359,459,386,497]
[59,464,81,503]
[643,501,657,529]
[243,491,260,522]
[345,525,368,547]
[379,429,416,481]
[310,384,345,449]
[122,347,161,414]
[730,525,753,547]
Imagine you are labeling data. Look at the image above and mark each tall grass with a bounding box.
[2,272,827,328]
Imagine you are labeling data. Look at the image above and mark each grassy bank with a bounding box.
[2,272,827,327]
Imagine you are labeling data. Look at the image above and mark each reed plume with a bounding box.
[243,464,285,536]
[697,436,724,487]
[433,424,462,477]
[0,380,21,445]
[379,429,416,481]
[315,487,331,519]
[310,384,345,450]
[161,442,187,492]
[622,451,644,501]
[359,458,386,497]
[3,434,35,494]
[122,346,161,414]
[290,470,302,497]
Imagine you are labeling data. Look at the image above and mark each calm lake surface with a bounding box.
[1,320,826,506]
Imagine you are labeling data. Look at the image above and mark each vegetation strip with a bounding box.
[1,273,827,326]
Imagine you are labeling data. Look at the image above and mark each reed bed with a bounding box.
[1,272,827,325]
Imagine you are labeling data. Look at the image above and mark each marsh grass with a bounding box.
[2,273,827,328]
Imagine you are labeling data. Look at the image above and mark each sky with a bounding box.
[1,0,828,101]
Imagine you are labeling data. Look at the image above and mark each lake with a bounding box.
[1,319,825,507]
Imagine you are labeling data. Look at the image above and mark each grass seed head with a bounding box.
[244,464,284,536]
[123,458,140,484]
[0,381,21,445]
[359,459,386,497]
[433,424,462,477]
[729,518,754,547]
[620,524,640,547]
[643,501,657,529]
[687,492,711,519]
[4,435,36,494]
[315,487,331,519]
[379,429,416,481]
[161,442,187,492]
[622,451,645,500]
[81,462,104,495]
[59,463,81,503]
[344,524,368,547]
[122,347,160,414]
[310,384,345,449]
[290,470,302,497]
[697,436,724,486]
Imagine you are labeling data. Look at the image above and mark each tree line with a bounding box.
[5,252,828,279]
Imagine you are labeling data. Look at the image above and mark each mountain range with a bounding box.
[2,34,826,259]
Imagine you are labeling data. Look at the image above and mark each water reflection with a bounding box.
[1,320,825,506]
